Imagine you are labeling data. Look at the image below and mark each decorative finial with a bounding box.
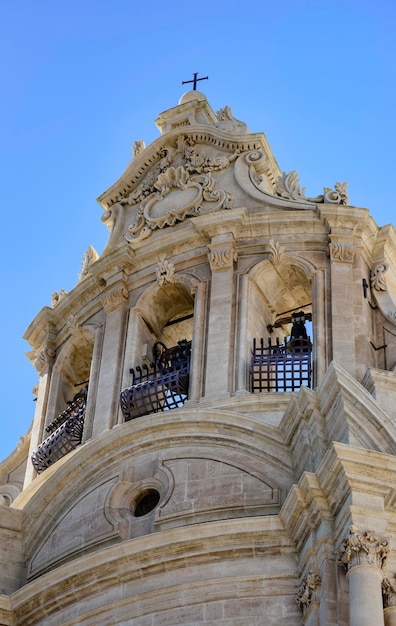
[182,72,208,90]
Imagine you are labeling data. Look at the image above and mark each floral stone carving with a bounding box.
[296,570,321,613]
[337,526,389,571]
[275,170,350,205]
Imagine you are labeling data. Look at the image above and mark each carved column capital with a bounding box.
[101,285,129,313]
[207,236,237,272]
[337,526,390,571]
[329,236,355,263]
[296,570,321,613]
[34,346,56,375]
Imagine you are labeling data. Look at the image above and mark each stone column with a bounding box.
[328,235,356,376]
[23,344,55,487]
[383,578,396,626]
[337,526,389,626]
[92,280,129,437]
[204,234,237,398]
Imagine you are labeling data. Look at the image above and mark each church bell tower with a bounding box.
[1,88,396,626]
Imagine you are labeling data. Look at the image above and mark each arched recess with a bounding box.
[120,273,206,420]
[31,320,101,474]
[236,253,324,393]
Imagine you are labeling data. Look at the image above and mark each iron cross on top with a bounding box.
[182,72,209,90]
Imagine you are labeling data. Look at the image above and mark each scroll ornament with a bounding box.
[296,570,321,613]
[371,263,388,292]
[275,170,349,205]
[329,241,355,263]
[337,526,389,571]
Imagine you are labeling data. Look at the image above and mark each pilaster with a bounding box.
[92,274,129,436]
[204,234,237,398]
[328,234,357,376]
[23,343,55,488]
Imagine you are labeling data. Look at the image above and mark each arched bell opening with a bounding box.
[120,278,196,421]
[243,258,314,393]
[31,333,94,474]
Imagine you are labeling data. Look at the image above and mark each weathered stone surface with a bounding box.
[1,90,396,624]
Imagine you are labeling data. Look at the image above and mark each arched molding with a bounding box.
[14,407,294,562]
[133,272,199,336]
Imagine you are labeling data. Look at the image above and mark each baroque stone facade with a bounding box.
[1,90,396,625]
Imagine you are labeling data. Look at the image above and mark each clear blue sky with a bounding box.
[1,0,395,461]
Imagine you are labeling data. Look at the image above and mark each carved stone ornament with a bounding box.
[275,170,350,205]
[208,246,237,271]
[34,347,56,375]
[370,263,396,326]
[329,240,355,263]
[78,245,99,282]
[215,105,249,134]
[337,526,390,571]
[268,239,286,266]
[296,570,321,613]
[371,263,388,292]
[132,139,145,157]
[51,289,67,308]
[156,257,175,286]
[126,165,232,243]
[101,286,129,313]
[382,577,396,608]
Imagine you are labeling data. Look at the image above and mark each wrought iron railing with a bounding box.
[120,340,191,421]
[251,336,312,392]
[31,388,87,474]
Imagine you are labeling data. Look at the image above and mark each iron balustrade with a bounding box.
[120,340,191,421]
[31,388,87,474]
[251,336,312,393]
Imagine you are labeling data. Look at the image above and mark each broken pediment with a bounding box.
[97,91,351,251]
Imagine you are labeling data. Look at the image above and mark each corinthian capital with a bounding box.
[337,526,389,571]
[296,570,321,613]
[382,577,396,608]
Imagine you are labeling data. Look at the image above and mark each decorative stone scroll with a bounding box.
[329,240,355,263]
[371,263,388,292]
[296,570,321,613]
[101,286,129,313]
[275,170,350,205]
[337,526,390,571]
[370,263,396,326]
[156,257,175,286]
